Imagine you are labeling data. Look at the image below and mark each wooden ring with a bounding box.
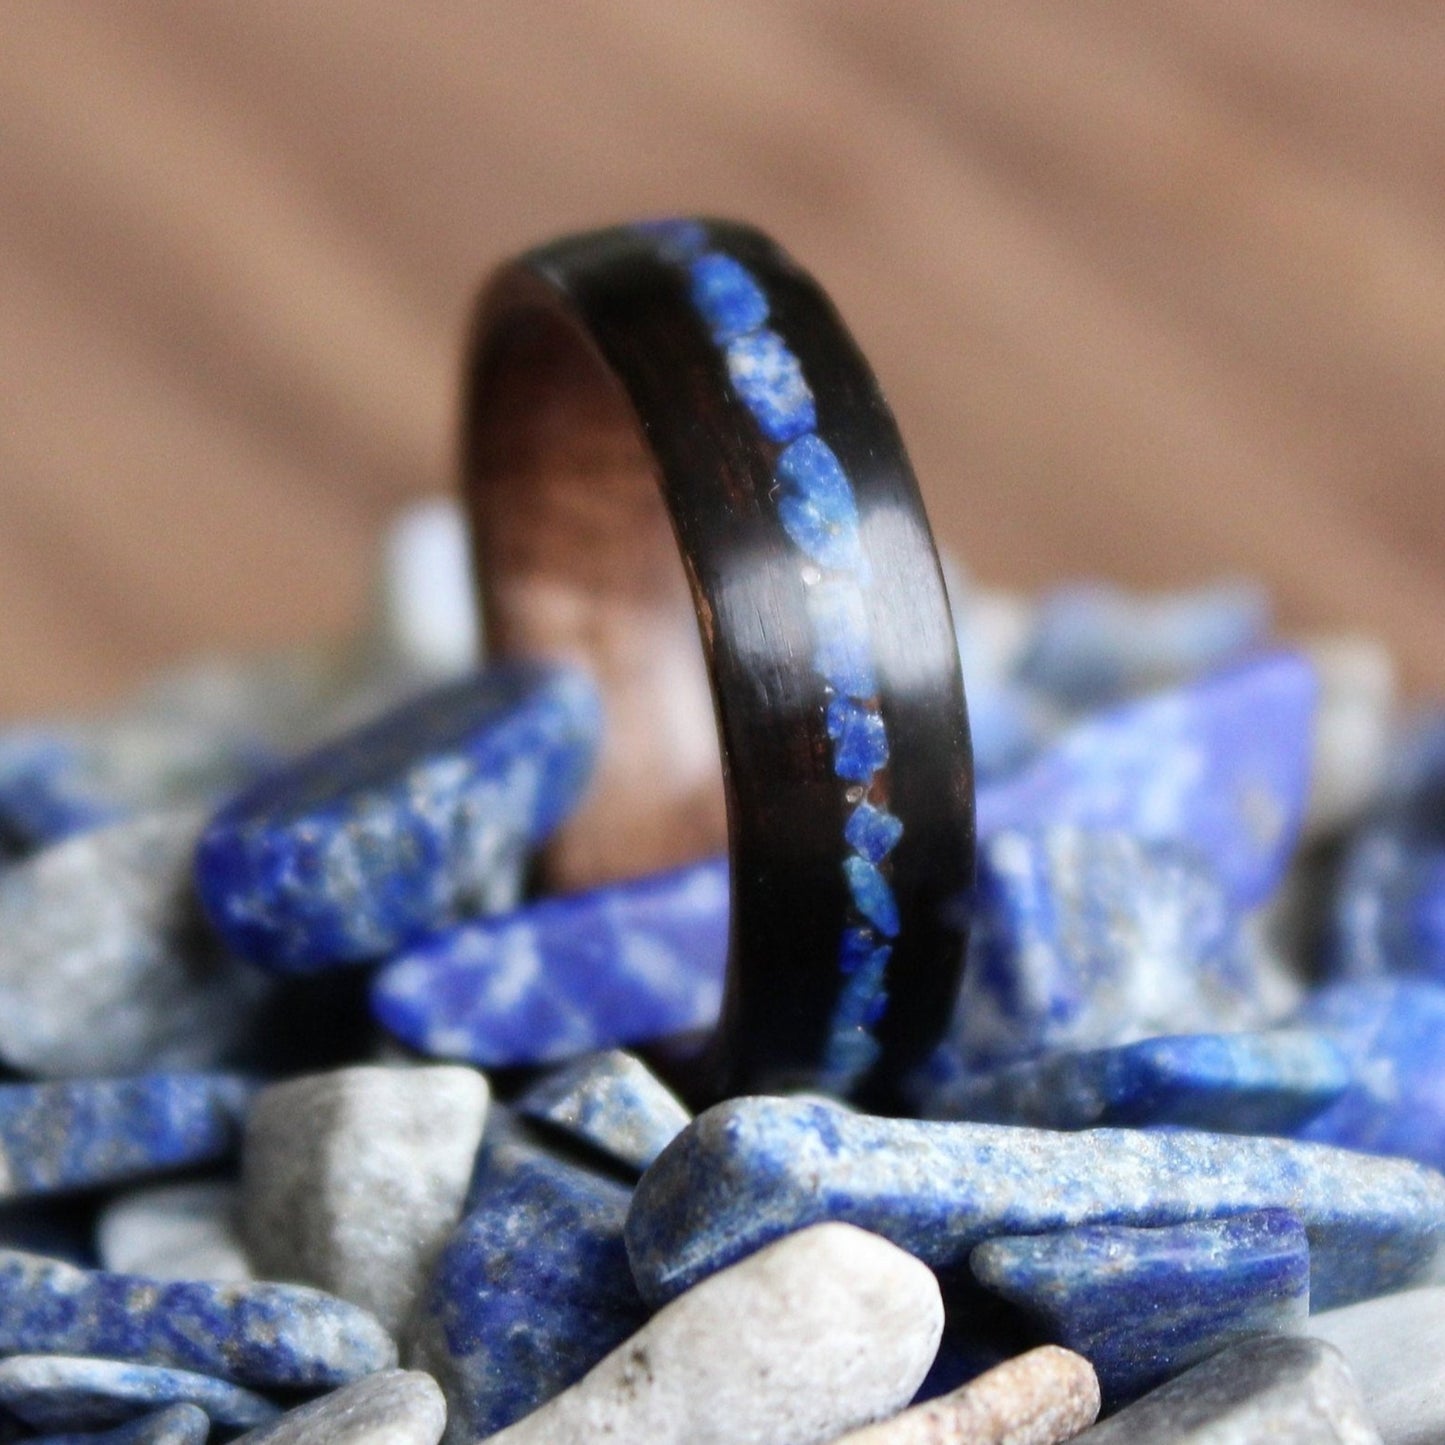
[463,218,974,1099]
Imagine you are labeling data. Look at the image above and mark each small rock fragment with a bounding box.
[515,1050,691,1174]
[825,1344,1099,1445]
[97,1183,250,1283]
[971,1212,1310,1407]
[0,1355,279,1432]
[30,1403,211,1445]
[0,1250,395,1390]
[230,1370,446,1445]
[195,664,601,973]
[480,1222,942,1445]
[0,811,273,1077]
[242,1065,489,1336]
[1069,1335,1380,1443]
[373,857,727,1067]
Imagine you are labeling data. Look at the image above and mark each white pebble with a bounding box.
[232,1369,446,1445]
[98,1181,251,1282]
[373,499,480,676]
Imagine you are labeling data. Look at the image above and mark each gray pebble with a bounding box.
[230,1369,446,1445]
[242,1065,489,1336]
[98,1183,251,1283]
[1071,1336,1381,1444]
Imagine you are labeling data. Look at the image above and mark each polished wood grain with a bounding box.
[1,2,1441,719]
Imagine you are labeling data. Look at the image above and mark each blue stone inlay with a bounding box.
[409,1126,648,1439]
[624,1097,1445,1311]
[977,653,1318,906]
[825,698,889,783]
[924,1031,1350,1133]
[970,1212,1310,1408]
[195,663,601,973]
[844,803,903,865]
[1328,824,1445,983]
[1295,979,1445,1170]
[633,218,709,262]
[0,1355,280,1433]
[724,330,816,443]
[687,253,769,342]
[805,577,877,698]
[31,1403,211,1445]
[515,1050,691,1176]
[843,856,900,937]
[0,1075,251,1202]
[822,937,893,1083]
[775,435,865,572]
[372,857,728,1067]
[0,1251,396,1390]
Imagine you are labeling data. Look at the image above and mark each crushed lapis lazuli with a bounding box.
[636,219,904,1086]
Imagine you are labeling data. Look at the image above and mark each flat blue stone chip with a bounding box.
[724,330,816,443]
[825,698,889,782]
[843,856,899,937]
[805,577,876,698]
[195,663,602,973]
[844,803,903,864]
[687,253,769,342]
[776,435,864,571]
[30,1402,211,1445]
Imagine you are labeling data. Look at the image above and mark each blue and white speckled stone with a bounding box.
[0,1251,396,1391]
[826,698,889,783]
[723,330,816,442]
[687,254,769,343]
[1294,979,1445,1170]
[947,827,1268,1071]
[372,857,727,1067]
[971,1212,1310,1408]
[0,1075,251,1201]
[977,653,1317,906]
[1327,824,1445,983]
[624,1097,1445,1311]
[775,435,865,573]
[0,1355,279,1433]
[30,1403,211,1445]
[195,663,601,973]
[405,1124,647,1443]
[924,1031,1350,1133]
[805,578,877,698]
[515,1051,691,1175]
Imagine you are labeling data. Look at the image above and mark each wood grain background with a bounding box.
[2,2,1441,719]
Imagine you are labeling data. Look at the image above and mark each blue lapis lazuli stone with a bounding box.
[624,1097,1445,1311]
[724,330,816,443]
[634,218,709,262]
[843,856,900,938]
[805,577,876,698]
[687,253,769,342]
[825,697,889,782]
[976,653,1318,906]
[412,1126,648,1439]
[844,803,903,864]
[970,1211,1310,1408]
[775,435,864,572]
[821,935,893,1085]
[372,857,728,1068]
[0,1251,395,1390]
[0,1075,252,1201]
[195,663,602,973]
[923,1031,1350,1134]
[1327,825,1445,983]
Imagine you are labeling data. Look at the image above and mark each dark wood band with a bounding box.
[463,218,974,1099]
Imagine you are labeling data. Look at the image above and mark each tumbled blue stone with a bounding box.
[805,577,876,697]
[0,1356,279,1433]
[775,435,864,572]
[687,253,768,342]
[724,331,816,442]
[515,1050,691,1175]
[825,697,889,782]
[924,1031,1350,1133]
[0,1075,251,1201]
[195,663,601,973]
[625,1097,1445,1310]
[844,803,903,865]
[407,1126,647,1438]
[971,1212,1309,1408]
[949,827,1266,1070]
[1295,979,1445,1170]
[843,856,900,937]
[0,1251,395,1390]
[1018,580,1271,709]
[977,653,1317,906]
[30,1403,210,1445]
[372,857,727,1067]
[1328,825,1445,983]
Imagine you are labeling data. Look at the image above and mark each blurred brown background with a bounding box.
[2,2,1442,719]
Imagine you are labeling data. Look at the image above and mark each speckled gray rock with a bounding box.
[826,1345,1100,1445]
[0,810,272,1077]
[242,1065,489,1335]
[1071,1336,1380,1444]
[230,1369,446,1445]
[1309,1286,1445,1445]
[31,1403,211,1444]
[515,1050,691,1174]
[480,1223,943,1445]
[97,1183,250,1283]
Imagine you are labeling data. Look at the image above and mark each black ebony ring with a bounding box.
[463,218,974,1100]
